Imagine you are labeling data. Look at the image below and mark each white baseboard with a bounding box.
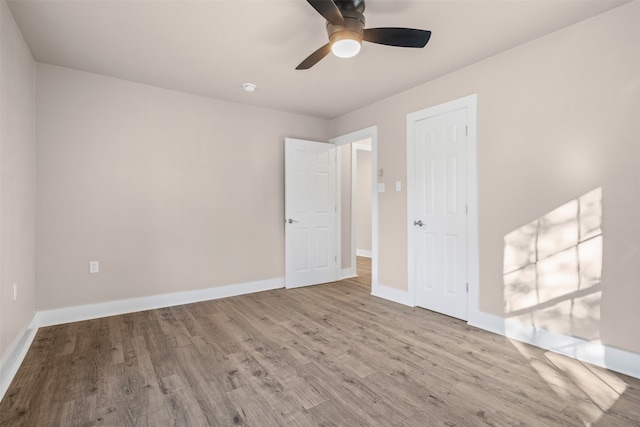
[371,282,414,307]
[356,249,372,258]
[340,267,357,280]
[504,318,640,379]
[467,309,506,336]
[0,316,38,401]
[35,277,284,328]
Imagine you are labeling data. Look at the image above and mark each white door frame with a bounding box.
[331,126,378,287]
[407,94,479,320]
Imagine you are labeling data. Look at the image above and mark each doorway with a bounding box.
[331,126,378,290]
[353,142,372,261]
[352,141,372,287]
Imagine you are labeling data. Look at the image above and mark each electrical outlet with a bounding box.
[13,283,17,301]
[89,261,99,274]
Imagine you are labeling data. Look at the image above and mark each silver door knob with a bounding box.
[287,218,300,224]
[414,220,424,227]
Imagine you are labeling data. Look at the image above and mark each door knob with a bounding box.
[287,218,300,224]
[414,220,424,227]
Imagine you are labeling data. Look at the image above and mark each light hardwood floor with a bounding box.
[1,257,639,426]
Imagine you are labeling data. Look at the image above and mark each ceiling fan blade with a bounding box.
[306,0,344,26]
[296,43,332,70]
[363,28,431,48]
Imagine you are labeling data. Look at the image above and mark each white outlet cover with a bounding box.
[395,181,402,192]
[377,183,385,193]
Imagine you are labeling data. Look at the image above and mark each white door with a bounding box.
[285,138,337,288]
[411,109,468,320]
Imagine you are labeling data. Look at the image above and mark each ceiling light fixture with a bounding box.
[242,83,257,92]
[329,29,362,59]
[331,38,361,58]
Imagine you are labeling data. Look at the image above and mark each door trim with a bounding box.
[407,94,479,320]
[331,126,378,287]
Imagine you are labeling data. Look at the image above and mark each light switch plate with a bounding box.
[377,183,385,193]
[395,181,402,192]
[89,261,99,274]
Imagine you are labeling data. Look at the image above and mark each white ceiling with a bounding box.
[7,0,630,119]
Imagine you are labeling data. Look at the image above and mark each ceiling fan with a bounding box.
[296,0,432,70]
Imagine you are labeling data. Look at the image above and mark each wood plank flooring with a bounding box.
[1,257,639,426]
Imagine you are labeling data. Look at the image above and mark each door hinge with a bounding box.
[465,126,468,136]
[465,204,468,215]
[335,256,337,262]
[466,283,469,293]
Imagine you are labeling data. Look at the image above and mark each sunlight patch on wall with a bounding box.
[503,188,602,341]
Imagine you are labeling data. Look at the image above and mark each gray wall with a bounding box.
[0,0,35,362]
[35,64,329,310]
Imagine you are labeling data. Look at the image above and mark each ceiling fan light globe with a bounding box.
[331,39,361,58]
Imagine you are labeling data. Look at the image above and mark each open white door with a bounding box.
[285,138,337,288]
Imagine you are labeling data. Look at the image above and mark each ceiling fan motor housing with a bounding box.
[334,0,365,13]
[326,8,365,45]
